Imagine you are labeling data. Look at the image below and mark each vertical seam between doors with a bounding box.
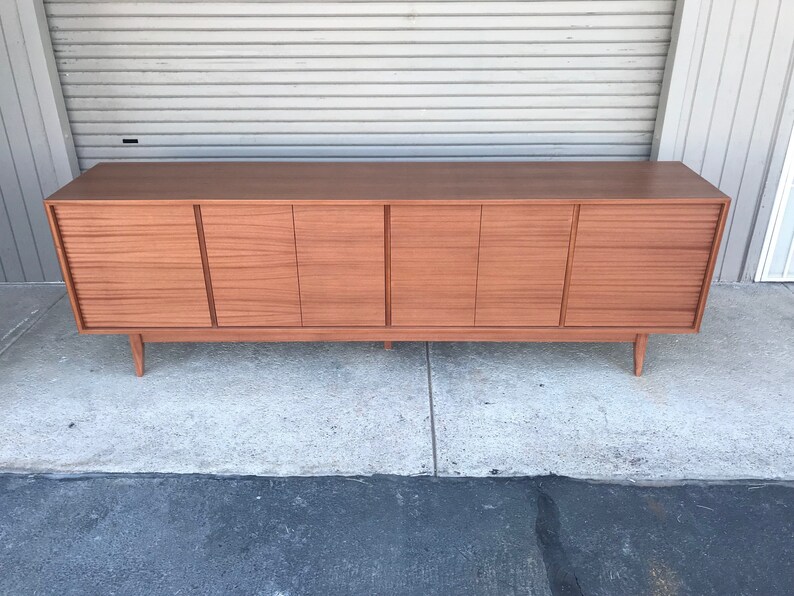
[559,204,581,327]
[291,205,304,326]
[193,205,218,327]
[473,205,484,327]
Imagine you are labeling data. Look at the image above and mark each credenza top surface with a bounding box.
[46,161,729,203]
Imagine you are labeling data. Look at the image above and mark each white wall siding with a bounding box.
[653,0,794,282]
[44,0,676,170]
[0,0,78,282]
[759,132,794,280]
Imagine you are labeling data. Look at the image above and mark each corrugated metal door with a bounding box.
[45,1,676,171]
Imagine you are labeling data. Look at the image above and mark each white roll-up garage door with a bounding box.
[45,1,676,171]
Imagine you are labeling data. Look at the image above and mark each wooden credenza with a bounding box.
[44,162,729,377]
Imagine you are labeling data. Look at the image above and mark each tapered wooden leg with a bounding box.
[384,341,393,350]
[129,334,145,377]
[633,333,648,376]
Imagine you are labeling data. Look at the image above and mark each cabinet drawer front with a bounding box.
[201,204,301,327]
[476,205,573,326]
[391,205,481,326]
[565,204,722,328]
[54,203,211,328]
[293,205,385,326]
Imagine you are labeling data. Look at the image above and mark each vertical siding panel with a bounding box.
[653,0,794,281]
[675,0,712,154]
[0,16,44,281]
[3,4,59,197]
[720,5,794,280]
[0,184,24,281]
[651,0,704,160]
[699,0,756,185]
[717,0,778,189]
[1,0,61,280]
[18,0,79,188]
[713,0,780,274]
[0,0,78,281]
[681,0,734,172]
[749,62,794,280]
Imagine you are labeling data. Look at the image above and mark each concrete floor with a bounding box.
[0,283,65,354]
[1,474,792,595]
[0,282,792,479]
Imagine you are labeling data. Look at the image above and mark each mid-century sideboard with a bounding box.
[44,162,730,377]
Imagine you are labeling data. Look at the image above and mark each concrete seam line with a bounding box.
[0,292,67,359]
[425,342,439,477]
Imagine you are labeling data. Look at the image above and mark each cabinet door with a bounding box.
[565,204,722,327]
[476,205,573,326]
[293,205,385,326]
[200,204,301,327]
[391,205,481,326]
[54,203,211,328]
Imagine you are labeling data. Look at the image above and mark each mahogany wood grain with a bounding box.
[129,334,144,377]
[193,206,219,327]
[390,205,482,326]
[200,204,301,327]
[140,327,643,343]
[384,205,392,326]
[476,205,573,326]
[634,333,648,376]
[47,162,728,203]
[84,323,696,337]
[46,205,85,331]
[43,161,731,376]
[565,204,723,328]
[693,202,729,331]
[53,203,211,328]
[293,205,385,326]
[558,205,581,327]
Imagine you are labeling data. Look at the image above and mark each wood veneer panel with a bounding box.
[140,326,642,343]
[293,205,385,326]
[48,162,728,203]
[200,204,301,327]
[565,204,722,328]
[476,205,574,326]
[391,205,481,326]
[54,203,211,328]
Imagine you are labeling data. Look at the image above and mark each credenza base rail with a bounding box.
[124,330,652,378]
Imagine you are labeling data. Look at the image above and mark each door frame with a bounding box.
[756,121,794,281]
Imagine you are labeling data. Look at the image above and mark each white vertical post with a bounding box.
[15,0,78,186]
[651,0,706,161]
